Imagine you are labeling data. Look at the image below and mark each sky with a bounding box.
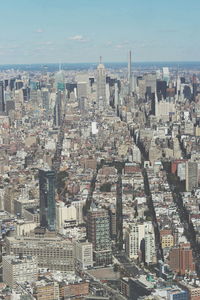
[0,0,200,64]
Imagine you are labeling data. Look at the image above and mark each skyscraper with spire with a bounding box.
[128,50,132,95]
[96,56,106,109]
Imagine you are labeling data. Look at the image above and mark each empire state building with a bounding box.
[96,57,106,109]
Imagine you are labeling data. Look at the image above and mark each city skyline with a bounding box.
[0,0,200,64]
[0,26,200,298]
[1,1,200,298]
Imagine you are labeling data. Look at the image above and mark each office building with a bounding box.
[167,288,188,300]
[77,81,88,98]
[109,205,117,239]
[74,240,93,270]
[56,201,77,230]
[182,284,200,300]
[41,88,50,111]
[33,281,59,300]
[125,222,145,259]
[54,91,62,127]
[144,73,156,95]
[128,50,132,95]
[0,81,5,113]
[145,230,157,264]
[169,243,195,275]
[116,174,123,250]
[22,87,30,102]
[59,281,89,300]
[125,222,156,264]
[96,57,106,109]
[5,100,15,115]
[114,82,119,108]
[87,204,112,266]
[121,278,130,298]
[185,161,198,192]
[163,67,170,83]
[55,69,65,91]
[9,78,15,90]
[5,236,74,273]
[160,230,174,249]
[39,169,56,231]
[3,255,38,288]
[155,97,176,120]
[157,80,167,100]
[15,80,23,90]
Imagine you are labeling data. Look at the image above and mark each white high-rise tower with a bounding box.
[114,82,119,108]
[96,56,106,109]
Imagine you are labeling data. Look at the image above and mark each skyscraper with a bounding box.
[114,82,119,108]
[185,161,198,192]
[109,204,117,240]
[0,81,5,113]
[145,229,156,264]
[39,169,56,231]
[41,88,49,111]
[55,67,65,91]
[125,222,145,259]
[128,50,132,95]
[125,221,156,264]
[163,67,170,83]
[96,57,106,109]
[22,87,30,102]
[192,74,197,101]
[87,204,112,266]
[116,174,123,250]
[54,91,62,127]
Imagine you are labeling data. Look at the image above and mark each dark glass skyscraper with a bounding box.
[41,89,49,111]
[39,169,56,231]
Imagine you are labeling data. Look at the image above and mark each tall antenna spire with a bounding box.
[128,50,132,95]
[100,56,102,64]
[128,51,131,79]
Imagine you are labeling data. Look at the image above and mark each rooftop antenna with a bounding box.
[176,63,179,78]
[59,61,62,71]
[128,50,132,95]
[100,56,102,64]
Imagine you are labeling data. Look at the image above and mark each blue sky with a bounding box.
[0,0,200,64]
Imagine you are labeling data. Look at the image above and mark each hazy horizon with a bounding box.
[0,0,200,64]
[1,61,200,72]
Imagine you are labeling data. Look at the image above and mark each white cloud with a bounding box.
[105,41,113,47]
[69,35,89,42]
[35,28,44,33]
[39,41,53,46]
[115,44,125,49]
[35,47,44,51]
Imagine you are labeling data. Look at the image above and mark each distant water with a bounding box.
[1,61,200,72]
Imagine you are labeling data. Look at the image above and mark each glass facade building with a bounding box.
[39,169,56,231]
